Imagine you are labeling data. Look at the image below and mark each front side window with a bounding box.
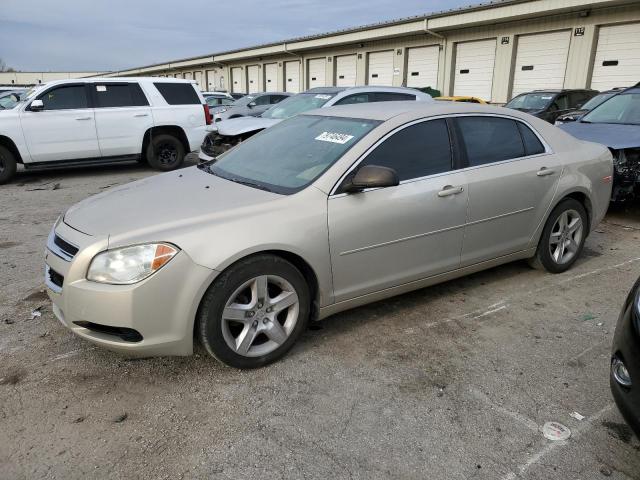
[581,93,640,125]
[456,117,525,166]
[37,85,88,110]
[371,92,416,102]
[359,119,452,181]
[261,93,336,120]
[204,115,379,194]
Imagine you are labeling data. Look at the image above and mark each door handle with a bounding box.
[537,167,556,177]
[438,185,464,197]
[75,116,92,121]
[133,113,149,117]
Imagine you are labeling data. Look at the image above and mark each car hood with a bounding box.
[216,116,282,136]
[557,109,587,119]
[63,166,280,240]
[558,122,640,149]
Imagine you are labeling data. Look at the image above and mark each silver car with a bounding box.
[45,102,613,368]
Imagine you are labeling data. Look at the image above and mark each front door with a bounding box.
[454,116,563,266]
[328,118,468,302]
[20,83,100,163]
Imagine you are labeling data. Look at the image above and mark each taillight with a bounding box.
[203,105,212,125]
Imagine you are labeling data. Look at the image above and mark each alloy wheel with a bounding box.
[221,275,299,357]
[548,209,583,265]
[157,143,178,166]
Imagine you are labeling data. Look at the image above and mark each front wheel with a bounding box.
[0,145,17,185]
[146,134,185,171]
[197,255,310,369]
[529,198,588,273]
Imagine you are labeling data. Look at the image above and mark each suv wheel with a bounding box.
[146,134,185,171]
[529,198,587,273]
[0,145,17,185]
[197,255,310,369]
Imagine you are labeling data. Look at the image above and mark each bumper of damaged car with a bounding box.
[611,148,640,202]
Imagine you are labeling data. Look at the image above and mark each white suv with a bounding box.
[0,77,211,184]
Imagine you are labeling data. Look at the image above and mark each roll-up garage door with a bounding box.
[193,71,203,90]
[591,23,640,91]
[285,61,300,93]
[335,55,357,87]
[247,65,260,93]
[206,69,216,90]
[231,67,243,94]
[264,63,278,92]
[406,46,439,88]
[183,72,193,80]
[367,50,394,86]
[511,30,571,97]
[453,39,496,101]
[308,58,326,89]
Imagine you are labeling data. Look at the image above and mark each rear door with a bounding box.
[91,82,153,157]
[454,116,562,266]
[328,118,468,301]
[20,83,101,163]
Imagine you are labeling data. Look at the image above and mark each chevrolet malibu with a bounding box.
[45,102,613,368]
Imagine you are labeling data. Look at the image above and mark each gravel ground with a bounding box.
[1,157,639,479]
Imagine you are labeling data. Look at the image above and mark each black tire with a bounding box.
[529,198,588,273]
[146,134,185,171]
[197,255,310,369]
[0,145,17,185]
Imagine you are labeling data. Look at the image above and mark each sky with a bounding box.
[0,0,473,72]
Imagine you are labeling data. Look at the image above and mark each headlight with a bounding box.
[87,243,178,285]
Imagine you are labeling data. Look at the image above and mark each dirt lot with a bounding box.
[1,157,640,479]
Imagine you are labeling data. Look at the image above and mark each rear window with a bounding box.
[154,82,201,105]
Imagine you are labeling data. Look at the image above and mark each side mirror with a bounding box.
[343,165,399,193]
[248,101,256,108]
[30,99,44,111]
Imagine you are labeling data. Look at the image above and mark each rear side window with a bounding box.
[94,84,149,107]
[517,123,546,156]
[38,85,88,110]
[360,119,452,181]
[154,82,200,105]
[456,117,525,166]
[371,92,416,102]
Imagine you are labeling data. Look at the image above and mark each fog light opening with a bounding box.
[612,357,632,387]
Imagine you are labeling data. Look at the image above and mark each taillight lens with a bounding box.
[203,105,212,125]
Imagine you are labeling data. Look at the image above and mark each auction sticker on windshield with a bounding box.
[315,94,332,100]
[315,132,355,144]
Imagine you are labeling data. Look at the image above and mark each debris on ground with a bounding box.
[113,413,128,423]
[570,412,585,421]
[26,182,62,192]
[542,421,571,441]
[4,318,15,325]
[30,307,43,319]
[23,289,48,302]
[73,416,85,424]
[599,466,613,477]
[581,313,596,322]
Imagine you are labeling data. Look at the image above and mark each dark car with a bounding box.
[559,85,640,202]
[554,89,626,125]
[505,89,598,123]
[214,92,291,122]
[611,276,640,438]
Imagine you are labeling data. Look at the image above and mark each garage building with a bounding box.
[104,0,640,103]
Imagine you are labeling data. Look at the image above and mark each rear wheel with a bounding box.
[529,198,587,273]
[197,255,310,369]
[146,134,185,171]
[0,145,17,185]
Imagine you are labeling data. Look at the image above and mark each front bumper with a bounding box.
[610,295,640,438]
[44,221,216,357]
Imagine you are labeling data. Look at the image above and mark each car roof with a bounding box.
[304,100,529,122]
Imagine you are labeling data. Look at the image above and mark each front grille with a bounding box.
[54,235,79,258]
[48,267,64,288]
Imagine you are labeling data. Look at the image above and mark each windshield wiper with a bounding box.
[229,178,274,192]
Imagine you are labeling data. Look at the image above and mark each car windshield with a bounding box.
[581,92,616,111]
[206,96,234,107]
[506,93,555,110]
[0,93,21,109]
[202,114,380,194]
[260,92,336,120]
[581,93,640,125]
[232,95,257,107]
